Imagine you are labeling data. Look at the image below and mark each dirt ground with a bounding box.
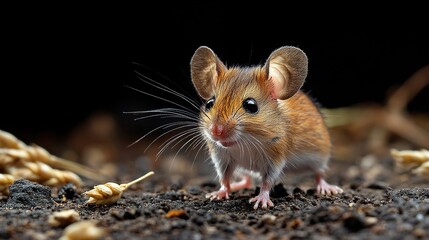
[1,111,429,240]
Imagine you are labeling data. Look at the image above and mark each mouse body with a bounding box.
[190,46,343,209]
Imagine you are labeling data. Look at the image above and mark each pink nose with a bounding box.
[210,123,225,138]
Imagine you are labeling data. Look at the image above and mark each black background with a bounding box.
[3,4,429,139]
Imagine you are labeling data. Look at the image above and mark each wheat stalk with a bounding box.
[84,171,154,205]
[0,130,106,182]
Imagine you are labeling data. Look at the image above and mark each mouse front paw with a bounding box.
[205,188,230,200]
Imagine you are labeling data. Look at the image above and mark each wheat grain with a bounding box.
[84,171,154,205]
[21,161,82,187]
[0,130,26,149]
[0,173,14,194]
[48,209,80,227]
[59,220,105,240]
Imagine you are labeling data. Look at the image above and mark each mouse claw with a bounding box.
[249,190,273,209]
[317,179,344,195]
[205,190,230,201]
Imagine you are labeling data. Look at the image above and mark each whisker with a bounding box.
[125,108,199,119]
[127,121,188,148]
[169,131,204,170]
[191,139,207,171]
[144,123,197,152]
[231,105,242,119]
[125,85,190,112]
[134,112,197,122]
[156,128,200,161]
[134,71,201,111]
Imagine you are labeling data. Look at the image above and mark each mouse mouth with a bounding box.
[217,140,237,148]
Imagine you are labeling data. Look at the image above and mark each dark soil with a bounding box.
[2,154,429,240]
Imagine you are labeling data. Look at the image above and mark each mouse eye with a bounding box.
[242,98,258,114]
[205,97,215,111]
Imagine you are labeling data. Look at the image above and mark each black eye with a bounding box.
[205,97,215,111]
[242,98,258,114]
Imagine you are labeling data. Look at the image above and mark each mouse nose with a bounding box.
[210,123,225,138]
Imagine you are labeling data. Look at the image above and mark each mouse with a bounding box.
[190,46,343,209]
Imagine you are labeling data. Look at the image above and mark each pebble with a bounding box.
[187,185,202,195]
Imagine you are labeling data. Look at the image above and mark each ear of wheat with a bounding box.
[84,171,154,205]
[0,129,106,187]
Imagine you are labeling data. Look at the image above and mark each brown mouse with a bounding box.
[190,46,343,209]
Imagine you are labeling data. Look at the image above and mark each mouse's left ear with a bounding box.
[265,46,308,100]
[191,46,227,100]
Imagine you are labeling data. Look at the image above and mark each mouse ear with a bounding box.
[265,46,308,100]
[190,46,226,100]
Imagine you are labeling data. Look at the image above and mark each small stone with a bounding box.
[187,185,202,195]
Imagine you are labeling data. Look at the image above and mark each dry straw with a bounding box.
[0,129,105,189]
[84,171,154,205]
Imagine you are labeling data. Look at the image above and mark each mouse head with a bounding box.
[190,46,308,148]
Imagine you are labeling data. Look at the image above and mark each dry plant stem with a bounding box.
[84,171,155,205]
[387,65,429,113]
[323,65,429,150]
[121,171,155,189]
[0,130,106,182]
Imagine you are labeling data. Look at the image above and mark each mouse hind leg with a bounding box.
[314,155,343,195]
